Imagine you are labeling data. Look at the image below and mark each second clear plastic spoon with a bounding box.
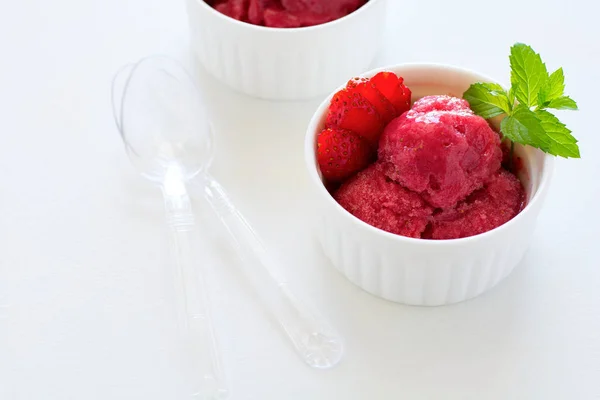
[113,56,344,369]
[200,176,344,369]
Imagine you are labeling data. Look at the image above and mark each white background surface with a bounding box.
[1,0,600,399]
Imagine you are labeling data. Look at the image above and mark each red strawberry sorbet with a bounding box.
[378,95,502,208]
[426,169,525,239]
[208,0,367,28]
[320,86,526,240]
[334,163,434,238]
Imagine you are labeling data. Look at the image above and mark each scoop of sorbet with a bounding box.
[378,95,502,209]
[426,169,525,239]
[211,0,367,28]
[281,0,365,14]
[334,163,434,238]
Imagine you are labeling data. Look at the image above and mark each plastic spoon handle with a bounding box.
[200,173,344,369]
[163,171,228,399]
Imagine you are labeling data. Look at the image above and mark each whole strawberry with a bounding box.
[317,128,372,182]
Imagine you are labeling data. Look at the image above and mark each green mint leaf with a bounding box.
[463,82,511,118]
[500,104,551,151]
[509,43,548,107]
[538,67,565,106]
[546,95,578,110]
[467,43,581,159]
[535,110,580,158]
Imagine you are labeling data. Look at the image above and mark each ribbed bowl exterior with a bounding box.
[305,64,554,306]
[317,194,543,306]
[185,0,387,100]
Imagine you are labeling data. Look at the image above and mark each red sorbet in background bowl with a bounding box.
[206,0,369,28]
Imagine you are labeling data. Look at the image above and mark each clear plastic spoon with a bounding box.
[112,56,344,370]
[112,56,227,399]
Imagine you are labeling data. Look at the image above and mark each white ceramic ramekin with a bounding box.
[305,64,555,306]
[185,0,387,100]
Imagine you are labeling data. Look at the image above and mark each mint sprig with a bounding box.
[463,43,580,158]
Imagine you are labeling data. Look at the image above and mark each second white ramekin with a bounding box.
[185,0,387,100]
[305,64,555,306]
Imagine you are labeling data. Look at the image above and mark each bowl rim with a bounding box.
[190,0,383,33]
[304,62,555,248]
